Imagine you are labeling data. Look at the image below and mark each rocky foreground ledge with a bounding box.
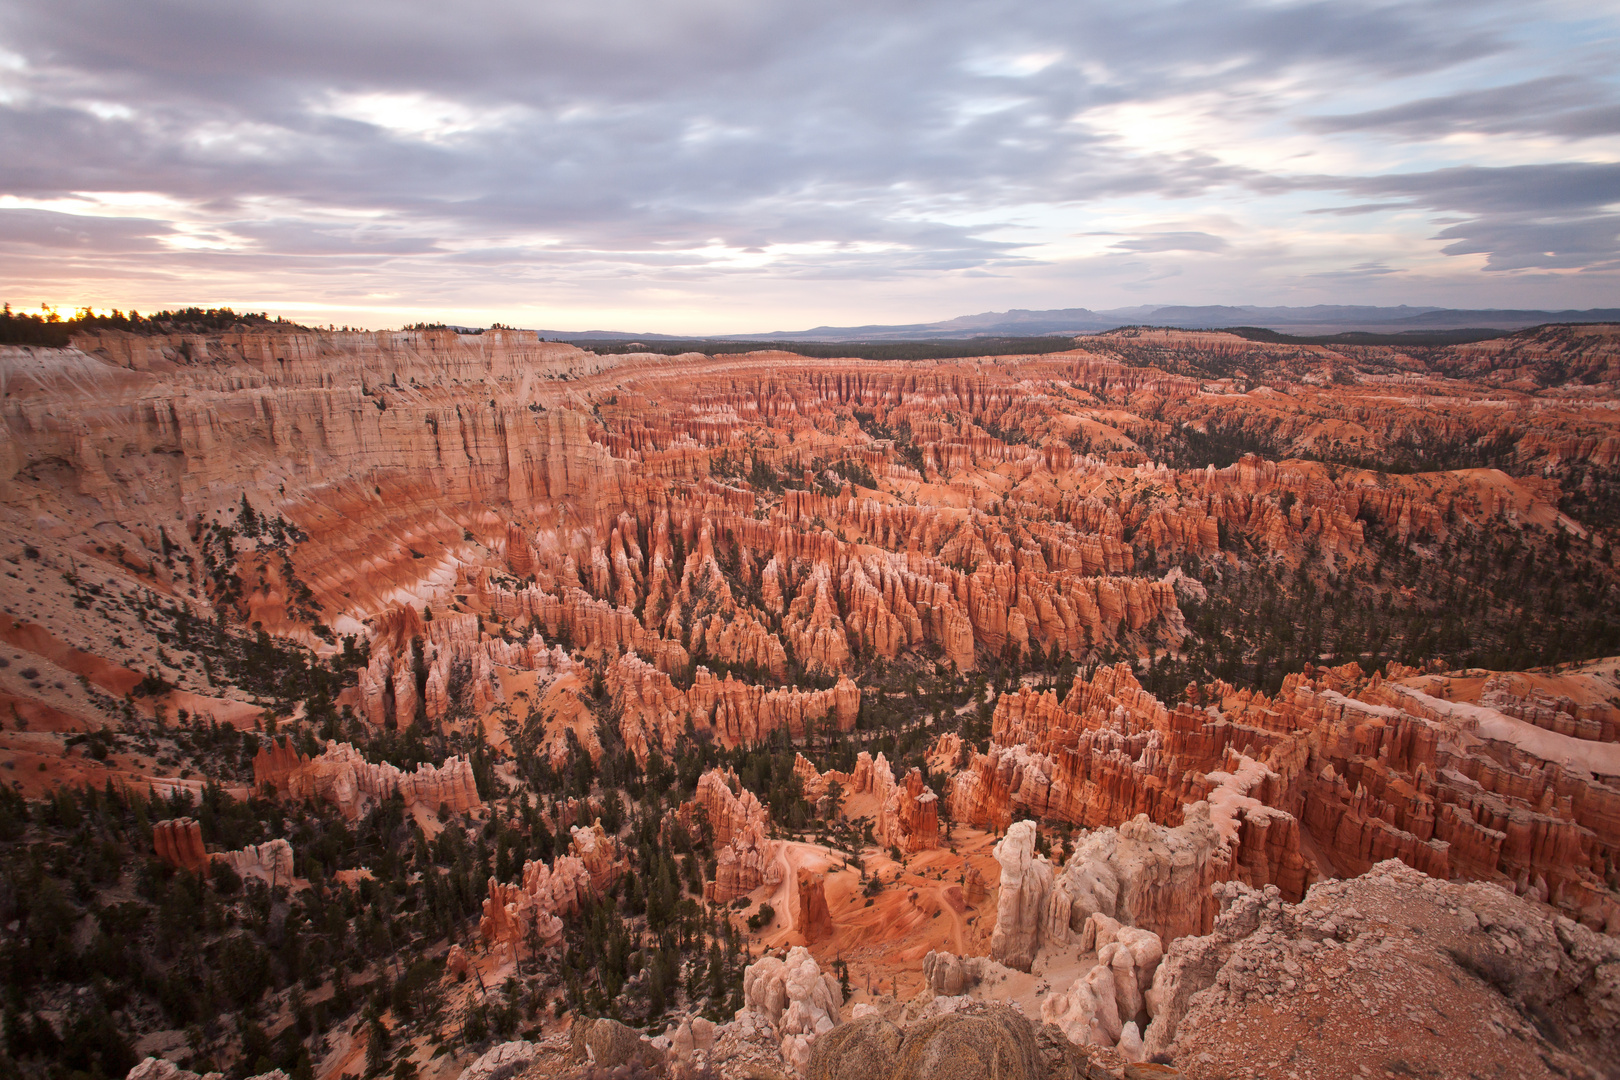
[140,859,1597,1080]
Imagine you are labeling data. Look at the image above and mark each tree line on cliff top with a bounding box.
[0,305,304,346]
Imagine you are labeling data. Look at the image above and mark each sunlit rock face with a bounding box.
[10,324,1613,787]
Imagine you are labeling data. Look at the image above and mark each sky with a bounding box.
[0,0,1617,334]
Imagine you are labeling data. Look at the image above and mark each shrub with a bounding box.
[746,902,775,931]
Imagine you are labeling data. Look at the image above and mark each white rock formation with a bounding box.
[1041,961,1120,1047]
[922,950,970,995]
[1118,1022,1145,1063]
[1040,922,1162,1053]
[213,838,294,887]
[741,946,843,1077]
[666,1015,716,1063]
[990,820,1054,971]
[454,1041,536,1080]
[1045,808,1231,945]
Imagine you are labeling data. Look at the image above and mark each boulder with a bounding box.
[454,1041,535,1080]
[889,1005,1041,1080]
[921,951,967,996]
[668,1015,718,1062]
[808,1015,903,1080]
[1117,1022,1145,1064]
[569,1017,659,1069]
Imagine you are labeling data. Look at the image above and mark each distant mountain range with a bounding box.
[535,305,1620,342]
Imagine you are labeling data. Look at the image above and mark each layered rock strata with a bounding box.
[951,655,1619,934]
[610,652,860,766]
[796,868,833,944]
[152,817,208,872]
[152,818,294,886]
[254,738,481,820]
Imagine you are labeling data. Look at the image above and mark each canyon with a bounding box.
[1,321,1617,1080]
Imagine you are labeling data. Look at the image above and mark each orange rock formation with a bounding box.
[949,657,1620,934]
[796,868,833,944]
[478,821,625,958]
[253,738,481,819]
[674,769,784,903]
[152,817,208,872]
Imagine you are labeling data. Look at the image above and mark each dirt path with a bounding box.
[770,841,799,937]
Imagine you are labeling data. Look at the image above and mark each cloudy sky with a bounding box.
[1,0,1617,332]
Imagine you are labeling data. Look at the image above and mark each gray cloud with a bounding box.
[0,0,1614,311]
[1335,162,1620,215]
[0,208,172,251]
[1434,215,1620,272]
[1305,77,1620,141]
[1292,163,1620,273]
[1111,232,1230,254]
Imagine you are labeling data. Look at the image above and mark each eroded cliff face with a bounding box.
[478,821,627,961]
[948,654,1620,936]
[4,326,1613,773]
[3,327,1614,919]
[8,324,1619,1080]
[151,816,293,885]
[0,330,1231,774]
[252,737,481,819]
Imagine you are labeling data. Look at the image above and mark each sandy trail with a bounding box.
[769,841,800,936]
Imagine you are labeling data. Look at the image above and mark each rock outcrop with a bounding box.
[477,824,622,959]
[742,946,844,1077]
[612,651,861,765]
[990,820,1055,971]
[661,1014,717,1071]
[1044,806,1242,945]
[797,868,833,944]
[566,1017,662,1070]
[124,1060,224,1080]
[453,1041,536,1080]
[1041,919,1163,1054]
[254,739,481,820]
[153,819,294,886]
[212,838,294,886]
[676,769,784,903]
[808,1005,1043,1080]
[801,750,942,853]
[921,950,1001,997]
[152,817,207,872]
[868,756,941,854]
[1141,860,1620,1078]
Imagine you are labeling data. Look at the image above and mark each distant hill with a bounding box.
[532,304,1620,342]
